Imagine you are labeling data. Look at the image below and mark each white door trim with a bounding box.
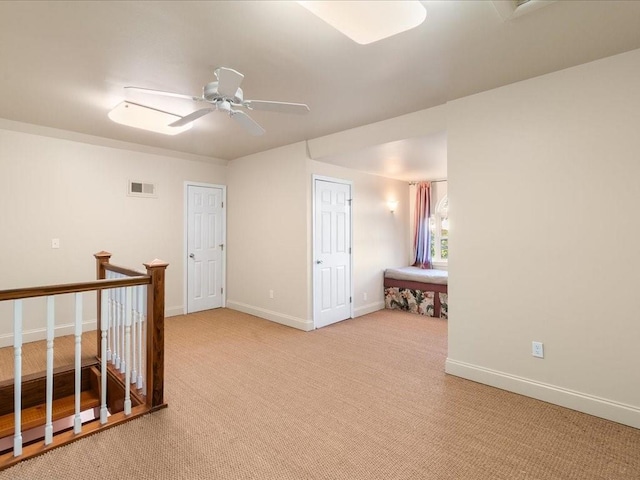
[183,181,227,314]
[312,174,354,328]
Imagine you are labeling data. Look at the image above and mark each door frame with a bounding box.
[183,181,227,314]
[312,174,354,328]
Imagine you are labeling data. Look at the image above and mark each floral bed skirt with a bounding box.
[439,292,448,319]
[385,287,447,319]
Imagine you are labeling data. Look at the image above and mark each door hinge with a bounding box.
[349,247,351,254]
[221,287,223,294]
[347,199,352,205]
[221,201,224,208]
[350,296,352,303]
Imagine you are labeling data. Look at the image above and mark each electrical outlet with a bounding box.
[269,290,274,299]
[51,238,60,249]
[532,341,544,358]
[363,292,368,301]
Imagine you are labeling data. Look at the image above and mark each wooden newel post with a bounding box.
[144,258,169,409]
[94,251,112,359]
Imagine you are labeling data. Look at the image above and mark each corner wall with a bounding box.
[446,48,640,428]
[226,142,411,330]
[226,142,311,330]
[0,125,227,345]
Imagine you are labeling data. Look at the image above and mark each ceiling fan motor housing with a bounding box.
[203,81,244,104]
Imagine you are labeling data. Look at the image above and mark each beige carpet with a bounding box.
[1,308,639,479]
[0,332,97,383]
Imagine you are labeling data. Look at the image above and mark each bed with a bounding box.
[384,266,448,318]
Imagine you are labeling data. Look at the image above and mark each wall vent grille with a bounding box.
[128,180,157,198]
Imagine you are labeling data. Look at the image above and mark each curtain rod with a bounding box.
[408,179,447,185]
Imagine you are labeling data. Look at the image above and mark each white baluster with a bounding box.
[120,275,128,373]
[44,296,55,445]
[74,293,82,434]
[100,289,109,425]
[110,276,117,365]
[138,285,146,390]
[106,271,112,362]
[119,281,126,374]
[124,287,132,415]
[13,300,23,457]
[131,284,138,385]
[114,281,121,370]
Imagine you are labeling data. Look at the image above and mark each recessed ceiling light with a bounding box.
[108,101,192,135]
[298,1,426,45]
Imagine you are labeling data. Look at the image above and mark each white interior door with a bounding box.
[187,185,224,313]
[314,178,352,328]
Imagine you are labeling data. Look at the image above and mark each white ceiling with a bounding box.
[1,1,640,180]
[318,132,447,182]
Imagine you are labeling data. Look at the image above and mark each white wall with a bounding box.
[226,141,410,330]
[0,124,226,345]
[1,120,411,342]
[446,48,640,428]
[307,105,447,160]
[226,142,311,330]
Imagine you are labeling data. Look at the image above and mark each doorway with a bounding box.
[313,176,353,328]
[185,182,226,313]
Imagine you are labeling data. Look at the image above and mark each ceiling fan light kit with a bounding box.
[122,67,310,136]
[108,101,192,136]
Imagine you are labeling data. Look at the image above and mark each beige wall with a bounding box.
[226,142,311,329]
[1,121,412,342]
[0,125,227,344]
[226,141,411,330]
[446,48,640,427]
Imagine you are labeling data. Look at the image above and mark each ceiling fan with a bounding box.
[125,67,310,136]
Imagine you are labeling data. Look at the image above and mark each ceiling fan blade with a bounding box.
[215,67,244,98]
[242,100,310,114]
[230,110,265,136]
[124,86,201,102]
[169,108,215,127]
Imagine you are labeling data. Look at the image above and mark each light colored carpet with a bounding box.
[1,308,639,479]
[0,332,97,383]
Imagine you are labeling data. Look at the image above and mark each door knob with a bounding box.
[189,253,195,259]
[316,260,323,264]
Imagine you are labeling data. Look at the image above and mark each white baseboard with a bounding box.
[0,319,97,348]
[445,358,640,429]
[354,301,385,317]
[226,300,313,332]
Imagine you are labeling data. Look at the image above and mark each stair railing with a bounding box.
[0,251,168,470]
[94,251,168,410]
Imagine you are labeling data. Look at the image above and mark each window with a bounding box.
[430,195,448,263]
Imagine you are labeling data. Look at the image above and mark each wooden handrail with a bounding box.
[103,263,146,278]
[0,277,149,302]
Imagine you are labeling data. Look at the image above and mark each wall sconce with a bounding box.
[387,200,399,213]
